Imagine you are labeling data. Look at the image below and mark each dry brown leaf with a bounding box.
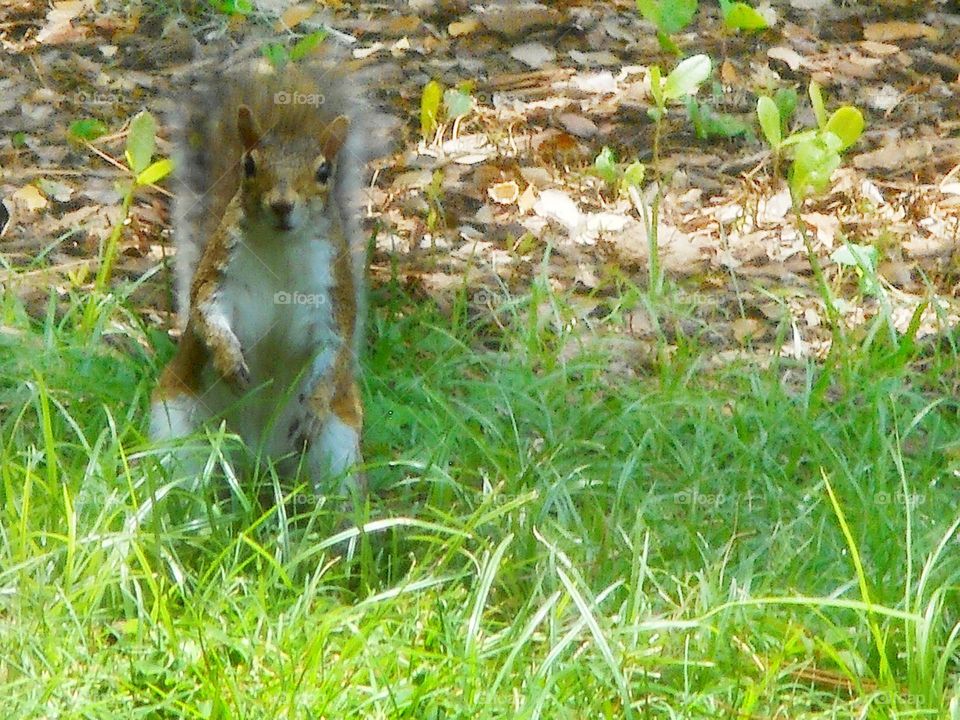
[488,181,520,205]
[37,0,89,44]
[448,18,480,37]
[12,185,47,211]
[274,4,314,31]
[863,21,941,42]
[767,46,806,72]
[733,318,763,344]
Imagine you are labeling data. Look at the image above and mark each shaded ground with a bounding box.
[1,0,959,367]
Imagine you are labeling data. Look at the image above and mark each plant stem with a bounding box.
[81,186,134,335]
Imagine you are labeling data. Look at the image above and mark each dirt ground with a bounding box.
[1,0,959,366]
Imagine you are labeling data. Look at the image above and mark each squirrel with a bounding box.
[150,56,378,500]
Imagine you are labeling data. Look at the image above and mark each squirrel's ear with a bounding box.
[237,105,261,151]
[321,115,351,159]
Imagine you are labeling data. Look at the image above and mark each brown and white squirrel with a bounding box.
[151,55,381,498]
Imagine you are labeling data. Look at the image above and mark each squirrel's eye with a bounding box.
[315,160,330,184]
[243,154,256,177]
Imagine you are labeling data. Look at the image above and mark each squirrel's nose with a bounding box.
[270,200,294,218]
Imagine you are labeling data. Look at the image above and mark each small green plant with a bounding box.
[684,96,752,141]
[718,0,769,30]
[592,146,645,196]
[635,0,698,52]
[68,118,108,142]
[420,80,443,141]
[757,80,864,202]
[420,80,475,143]
[830,243,881,297]
[637,0,769,51]
[211,0,252,15]
[757,81,865,349]
[81,110,172,334]
[645,54,711,294]
[261,30,328,70]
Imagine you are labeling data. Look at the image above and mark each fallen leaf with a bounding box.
[733,317,763,343]
[448,17,479,37]
[275,4,314,31]
[488,180,520,205]
[863,21,941,42]
[768,46,807,72]
[518,184,538,214]
[37,0,89,44]
[558,113,598,139]
[533,189,581,231]
[12,184,47,211]
[510,42,555,69]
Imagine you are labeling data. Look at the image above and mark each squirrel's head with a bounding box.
[235,104,351,233]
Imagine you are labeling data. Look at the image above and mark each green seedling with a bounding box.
[81,111,172,334]
[68,118,108,142]
[443,82,473,120]
[831,243,881,298]
[645,54,711,294]
[592,146,646,195]
[685,96,752,140]
[757,80,864,202]
[212,0,252,15]
[421,80,443,141]
[635,0,698,53]
[262,30,328,70]
[718,0,769,30]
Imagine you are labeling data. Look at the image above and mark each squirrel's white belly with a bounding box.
[216,235,341,451]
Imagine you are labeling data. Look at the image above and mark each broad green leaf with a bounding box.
[443,87,472,119]
[656,29,680,54]
[774,87,797,126]
[216,0,251,14]
[780,129,818,148]
[593,146,620,185]
[831,242,880,296]
[420,80,443,140]
[688,97,750,140]
[685,97,705,139]
[69,118,107,141]
[825,106,864,151]
[636,0,698,34]
[789,137,840,200]
[663,54,711,101]
[808,80,827,129]
[757,96,781,149]
[831,243,878,269]
[649,65,664,109]
[125,112,156,174]
[136,158,174,186]
[289,30,328,61]
[721,1,769,30]
[622,161,646,189]
[261,42,288,69]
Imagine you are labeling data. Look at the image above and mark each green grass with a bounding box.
[1,276,958,719]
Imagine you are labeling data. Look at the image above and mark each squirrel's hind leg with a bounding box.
[299,365,365,499]
[308,413,364,498]
[150,393,211,483]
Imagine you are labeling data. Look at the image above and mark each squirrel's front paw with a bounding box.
[213,348,251,393]
[225,360,252,392]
